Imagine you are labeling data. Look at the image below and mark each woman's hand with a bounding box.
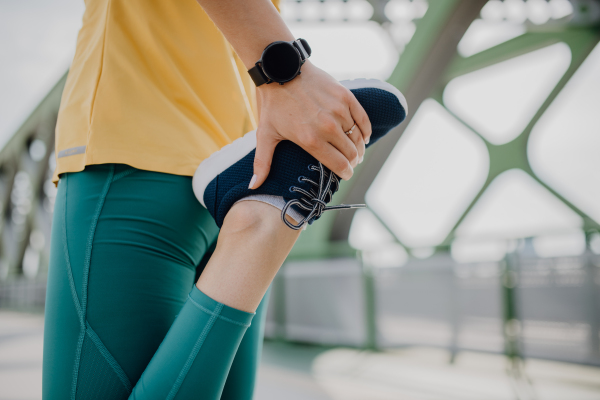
[250,62,372,189]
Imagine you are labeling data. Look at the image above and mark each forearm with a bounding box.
[195,0,294,69]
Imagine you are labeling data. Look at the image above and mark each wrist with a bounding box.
[256,61,314,94]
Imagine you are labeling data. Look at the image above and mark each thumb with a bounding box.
[250,127,279,189]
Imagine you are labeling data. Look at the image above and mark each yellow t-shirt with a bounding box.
[53,0,279,183]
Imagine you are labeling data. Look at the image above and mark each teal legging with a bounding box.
[43,164,269,399]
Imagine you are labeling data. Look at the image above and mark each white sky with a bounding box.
[0,0,85,147]
[1,1,598,260]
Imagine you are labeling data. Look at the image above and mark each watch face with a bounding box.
[261,42,302,83]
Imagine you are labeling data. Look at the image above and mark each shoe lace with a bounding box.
[281,162,365,230]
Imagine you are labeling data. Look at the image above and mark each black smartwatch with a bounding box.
[248,38,311,87]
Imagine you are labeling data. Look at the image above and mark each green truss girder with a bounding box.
[317,3,600,256]
[436,28,600,247]
[0,73,66,275]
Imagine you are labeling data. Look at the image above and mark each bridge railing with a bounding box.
[266,243,600,366]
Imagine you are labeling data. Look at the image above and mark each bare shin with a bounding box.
[196,201,301,313]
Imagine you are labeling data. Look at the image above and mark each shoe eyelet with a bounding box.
[289,186,295,193]
[307,165,315,171]
[298,176,305,184]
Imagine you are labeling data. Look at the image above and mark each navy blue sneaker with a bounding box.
[193,79,407,229]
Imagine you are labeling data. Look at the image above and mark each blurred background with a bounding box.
[1,0,600,399]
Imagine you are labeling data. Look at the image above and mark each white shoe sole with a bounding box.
[192,79,407,208]
[192,129,257,208]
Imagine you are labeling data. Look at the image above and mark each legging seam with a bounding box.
[112,168,136,182]
[187,295,251,327]
[61,176,84,321]
[85,323,133,392]
[62,175,87,400]
[81,164,114,314]
[70,165,115,400]
[166,303,224,400]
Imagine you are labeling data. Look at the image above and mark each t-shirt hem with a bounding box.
[52,151,202,185]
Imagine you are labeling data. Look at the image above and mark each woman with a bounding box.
[42,0,406,399]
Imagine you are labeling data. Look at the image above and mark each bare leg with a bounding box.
[197,200,301,313]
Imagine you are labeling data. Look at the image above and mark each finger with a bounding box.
[328,126,360,168]
[347,90,372,144]
[347,125,366,163]
[305,141,354,181]
[252,126,279,189]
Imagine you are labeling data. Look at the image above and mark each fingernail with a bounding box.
[359,156,364,164]
[248,174,257,189]
[345,165,354,180]
[365,137,370,144]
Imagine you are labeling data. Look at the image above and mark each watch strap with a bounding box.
[294,38,311,60]
[248,63,270,87]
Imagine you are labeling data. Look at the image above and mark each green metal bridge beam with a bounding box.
[322,2,600,251]
[0,73,66,277]
[444,28,598,82]
[438,28,600,246]
[328,0,487,245]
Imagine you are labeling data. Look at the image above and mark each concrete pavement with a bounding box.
[2,311,599,400]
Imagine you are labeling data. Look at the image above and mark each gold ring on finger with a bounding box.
[345,124,356,135]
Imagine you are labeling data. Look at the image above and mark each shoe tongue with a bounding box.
[265,141,342,222]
